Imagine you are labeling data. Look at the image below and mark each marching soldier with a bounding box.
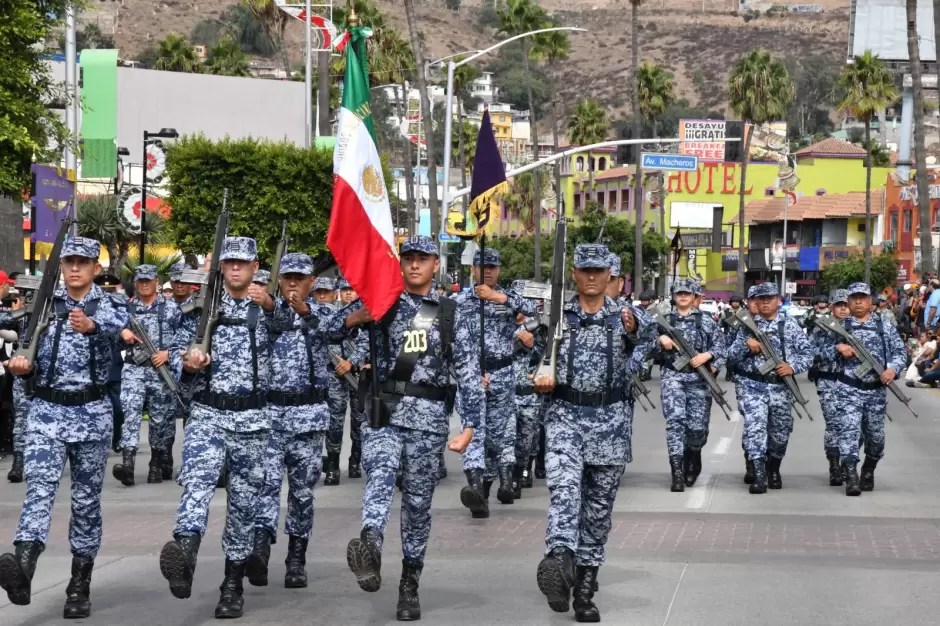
[808,289,850,486]
[342,236,481,621]
[336,276,364,478]
[314,275,349,486]
[510,279,546,496]
[817,283,906,496]
[252,270,270,287]
[158,237,280,619]
[637,289,657,381]
[454,247,537,516]
[728,283,812,494]
[606,254,627,304]
[112,264,182,487]
[652,278,726,492]
[247,253,358,589]
[721,295,743,381]
[165,262,199,479]
[533,244,652,623]
[0,285,37,483]
[0,237,128,618]
[94,273,126,454]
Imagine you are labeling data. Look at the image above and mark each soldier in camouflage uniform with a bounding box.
[159,237,282,619]
[509,279,546,496]
[637,289,657,381]
[652,278,726,492]
[532,244,653,623]
[727,282,812,494]
[0,237,128,618]
[165,262,199,480]
[0,287,37,484]
[246,253,357,589]
[605,254,627,304]
[816,283,906,496]
[720,296,743,381]
[252,270,270,287]
[454,248,537,515]
[344,236,482,621]
[93,273,127,454]
[112,265,182,487]
[312,276,347,486]
[335,276,364,479]
[808,289,850,487]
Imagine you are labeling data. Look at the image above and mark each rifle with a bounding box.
[534,213,569,386]
[268,220,289,298]
[127,315,185,407]
[13,214,72,367]
[185,189,230,360]
[734,308,813,421]
[328,344,359,390]
[655,312,734,420]
[814,314,917,420]
[630,373,656,412]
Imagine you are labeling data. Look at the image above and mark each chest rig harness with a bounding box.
[199,304,266,412]
[551,308,626,407]
[815,316,889,391]
[125,299,166,365]
[662,311,706,372]
[267,303,328,407]
[733,319,789,384]
[32,298,105,406]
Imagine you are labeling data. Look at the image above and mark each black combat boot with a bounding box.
[669,456,685,492]
[7,452,24,483]
[684,449,703,487]
[512,465,524,499]
[522,457,534,488]
[766,456,783,490]
[842,461,861,496]
[112,447,137,486]
[245,528,272,587]
[860,457,878,492]
[214,559,246,619]
[159,534,201,599]
[496,465,515,504]
[459,469,488,518]
[162,447,174,481]
[743,457,755,485]
[347,526,383,592]
[324,451,341,486]
[827,453,843,486]
[348,446,362,479]
[749,458,767,494]
[572,565,601,623]
[437,452,447,481]
[63,555,94,619]
[216,461,228,489]
[537,546,576,613]
[284,535,308,589]
[148,449,164,484]
[395,559,423,621]
[0,540,44,606]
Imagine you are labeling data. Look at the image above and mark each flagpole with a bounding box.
[305,0,312,148]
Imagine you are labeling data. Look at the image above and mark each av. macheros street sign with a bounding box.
[641,153,698,171]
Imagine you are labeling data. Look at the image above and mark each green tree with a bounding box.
[243,0,291,76]
[567,99,609,146]
[134,46,160,68]
[487,233,551,282]
[820,251,898,294]
[153,33,202,73]
[120,251,184,286]
[451,119,478,179]
[498,0,550,280]
[532,28,570,208]
[77,194,170,272]
[452,59,479,215]
[727,48,794,295]
[906,0,934,276]
[205,38,251,77]
[838,50,899,285]
[60,23,116,52]
[503,168,549,233]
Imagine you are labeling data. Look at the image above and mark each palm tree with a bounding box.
[630,0,645,295]
[907,0,934,276]
[532,29,570,210]
[498,0,549,279]
[243,0,291,77]
[452,59,479,214]
[637,61,676,294]
[120,251,184,286]
[77,195,170,272]
[567,99,609,146]
[153,34,201,73]
[504,169,548,233]
[838,50,899,284]
[451,120,478,177]
[205,38,251,76]
[727,48,794,296]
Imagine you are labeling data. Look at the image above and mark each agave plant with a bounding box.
[120,251,184,286]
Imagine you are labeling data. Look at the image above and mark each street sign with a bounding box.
[439,233,461,243]
[641,153,698,171]
[785,281,797,294]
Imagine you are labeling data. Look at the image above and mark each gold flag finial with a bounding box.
[347,0,358,27]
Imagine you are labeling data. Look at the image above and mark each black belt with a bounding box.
[516,385,537,396]
[380,380,450,402]
[733,369,784,385]
[814,371,838,382]
[199,391,266,411]
[485,356,514,371]
[551,385,625,407]
[267,388,327,407]
[835,375,882,391]
[33,384,107,407]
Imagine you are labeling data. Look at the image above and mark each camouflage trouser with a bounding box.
[817,378,841,456]
[14,433,109,558]
[514,395,542,465]
[833,384,887,463]
[120,367,177,453]
[660,377,712,457]
[11,377,28,453]
[255,429,325,541]
[463,382,516,480]
[325,377,349,455]
[738,380,793,461]
[361,424,447,565]
[173,417,267,561]
[544,423,624,566]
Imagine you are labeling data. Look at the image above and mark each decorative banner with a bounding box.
[117,186,144,233]
[30,164,74,243]
[144,138,168,185]
[273,1,338,50]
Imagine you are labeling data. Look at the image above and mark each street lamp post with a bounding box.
[140,128,179,263]
[435,27,587,280]
[114,147,130,195]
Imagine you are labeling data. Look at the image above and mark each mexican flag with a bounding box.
[327,40,403,319]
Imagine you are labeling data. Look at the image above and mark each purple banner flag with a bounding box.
[31,164,74,243]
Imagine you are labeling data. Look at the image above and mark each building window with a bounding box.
[816,189,826,196]
[890,212,898,243]
[609,190,618,212]
[934,206,940,226]
[598,157,607,171]
[903,209,912,233]
[764,187,775,197]
[597,191,605,208]
[576,156,584,172]
[574,194,581,212]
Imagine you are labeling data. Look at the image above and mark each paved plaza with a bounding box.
[2,375,940,625]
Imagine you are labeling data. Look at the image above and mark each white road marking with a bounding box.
[713,436,731,455]
[684,476,709,509]
[661,562,689,626]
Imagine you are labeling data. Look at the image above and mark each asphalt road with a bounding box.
[1,375,939,625]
